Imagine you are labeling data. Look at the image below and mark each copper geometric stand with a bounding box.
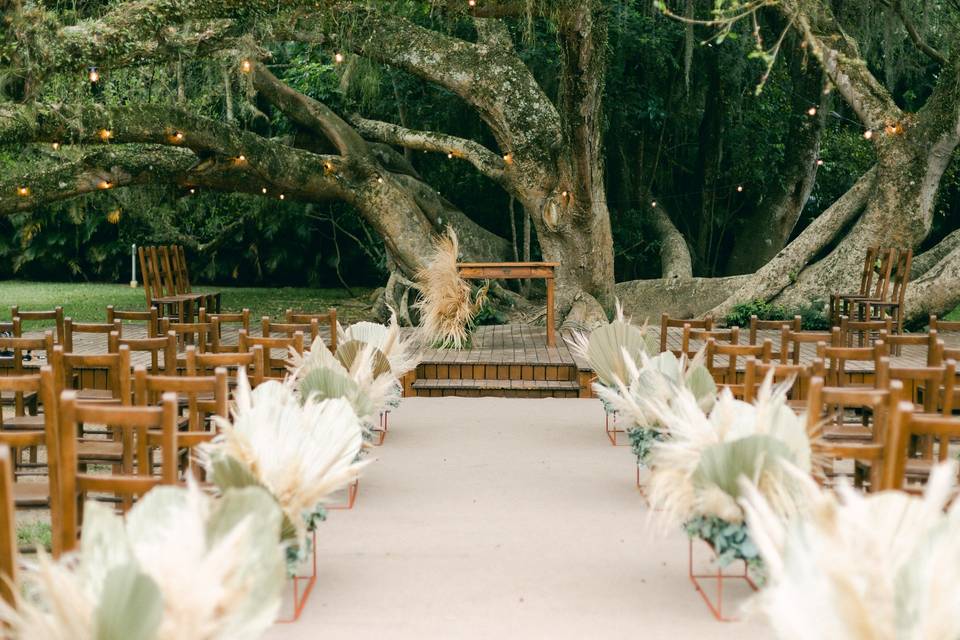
[276,530,318,624]
[605,411,628,446]
[326,478,359,511]
[688,537,758,622]
[371,411,389,446]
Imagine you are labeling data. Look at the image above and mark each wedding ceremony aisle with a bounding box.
[266,397,771,640]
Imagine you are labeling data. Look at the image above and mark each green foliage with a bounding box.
[724,299,829,331]
[16,519,52,551]
[684,515,761,570]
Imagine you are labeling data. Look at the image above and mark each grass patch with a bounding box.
[0,281,376,326]
[17,520,52,551]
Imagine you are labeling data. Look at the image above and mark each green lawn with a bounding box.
[0,281,375,325]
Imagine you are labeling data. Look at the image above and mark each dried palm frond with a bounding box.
[342,308,421,378]
[290,338,399,424]
[0,483,285,640]
[202,369,370,547]
[566,299,657,388]
[741,462,960,640]
[413,227,485,349]
[644,375,811,529]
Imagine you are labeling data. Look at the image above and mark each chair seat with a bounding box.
[76,389,118,403]
[13,481,50,507]
[0,390,38,407]
[822,423,873,442]
[77,439,123,462]
[1,414,45,431]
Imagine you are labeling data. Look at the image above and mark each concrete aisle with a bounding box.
[266,398,772,640]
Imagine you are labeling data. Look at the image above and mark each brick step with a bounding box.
[411,378,580,398]
[416,362,578,382]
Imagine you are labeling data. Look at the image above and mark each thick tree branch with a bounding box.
[648,201,693,280]
[780,0,902,129]
[350,115,507,184]
[912,229,960,278]
[892,0,948,66]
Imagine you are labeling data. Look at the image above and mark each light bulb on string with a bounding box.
[241,60,252,73]
[17,186,29,197]
[503,153,513,165]
[98,180,113,190]
[447,152,454,159]
[377,177,384,184]
[171,131,184,143]
[469,0,476,6]
[736,185,744,193]
[88,67,100,83]
[864,129,874,140]
[334,53,345,64]
[261,187,268,194]
[651,201,657,208]
[816,159,825,166]
[279,194,285,200]
[51,142,60,151]
[807,107,817,117]
[237,155,246,162]
[99,129,113,141]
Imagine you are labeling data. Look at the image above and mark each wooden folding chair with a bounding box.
[185,345,265,388]
[0,330,54,427]
[659,313,713,355]
[64,318,122,353]
[779,327,835,365]
[134,366,227,479]
[815,331,886,388]
[262,317,320,343]
[838,314,892,348]
[159,315,212,353]
[58,391,178,552]
[742,358,816,406]
[888,359,957,461]
[0,445,17,607]
[106,305,159,338]
[884,399,960,493]
[681,325,737,360]
[110,331,178,376]
[855,248,912,345]
[209,309,251,353]
[806,376,903,490]
[831,246,894,325]
[0,368,63,556]
[10,305,64,344]
[139,246,200,324]
[749,315,800,360]
[285,308,338,352]
[705,338,771,397]
[51,343,131,405]
[169,245,221,313]
[240,330,304,381]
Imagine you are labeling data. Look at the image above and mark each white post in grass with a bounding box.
[130,244,138,288]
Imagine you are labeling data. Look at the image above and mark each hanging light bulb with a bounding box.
[237,154,246,162]
[651,201,657,208]
[447,152,454,159]
[189,188,196,194]
[468,0,476,6]
[807,107,817,117]
[377,176,384,184]
[51,142,60,151]
[171,131,184,143]
[17,186,29,197]
[241,59,252,73]
[98,180,113,190]
[99,129,113,141]
[88,67,100,83]
[816,159,825,166]
[736,185,744,193]
[503,153,513,165]
[261,187,268,194]
[279,194,285,200]
[334,52,345,64]
[864,129,874,140]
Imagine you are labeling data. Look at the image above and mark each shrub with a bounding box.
[725,299,829,331]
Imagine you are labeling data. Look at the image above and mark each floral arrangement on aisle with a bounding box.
[288,335,398,433]
[645,377,811,568]
[0,483,285,640]
[413,227,488,349]
[594,349,716,467]
[741,462,960,639]
[201,369,369,558]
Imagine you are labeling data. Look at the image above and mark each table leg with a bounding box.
[546,276,555,347]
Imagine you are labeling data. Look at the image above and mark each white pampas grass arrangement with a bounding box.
[645,375,811,531]
[566,299,657,389]
[339,309,421,380]
[0,483,285,640]
[741,462,960,640]
[413,227,487,349]
[202,368,370,547]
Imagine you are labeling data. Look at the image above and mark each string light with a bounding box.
[447,152,454,159]
[51,142,60,151]
[237,154,246,162]
[651,201,657,208]
[334,53,344,64]
[88,67,99,83]
[279,194,285,200]
[189,188,196,194]
[468,0,476,6]
[261,187,268,194]
[98,180,113,190]
[17,186,29,197]
[99,129,113,141]
[864,129,874,140]
[736,185,744,193]
[241,60,252,73]
[377,177,384,184]
[807,107,817,117]
[170,131,184,143]
[503,153,513,165]
[816,159,825,166]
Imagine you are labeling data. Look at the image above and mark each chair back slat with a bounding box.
[0,446,16,607]
[659,313,713,355]
[285,308,338,352]
[10,306,65,344]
